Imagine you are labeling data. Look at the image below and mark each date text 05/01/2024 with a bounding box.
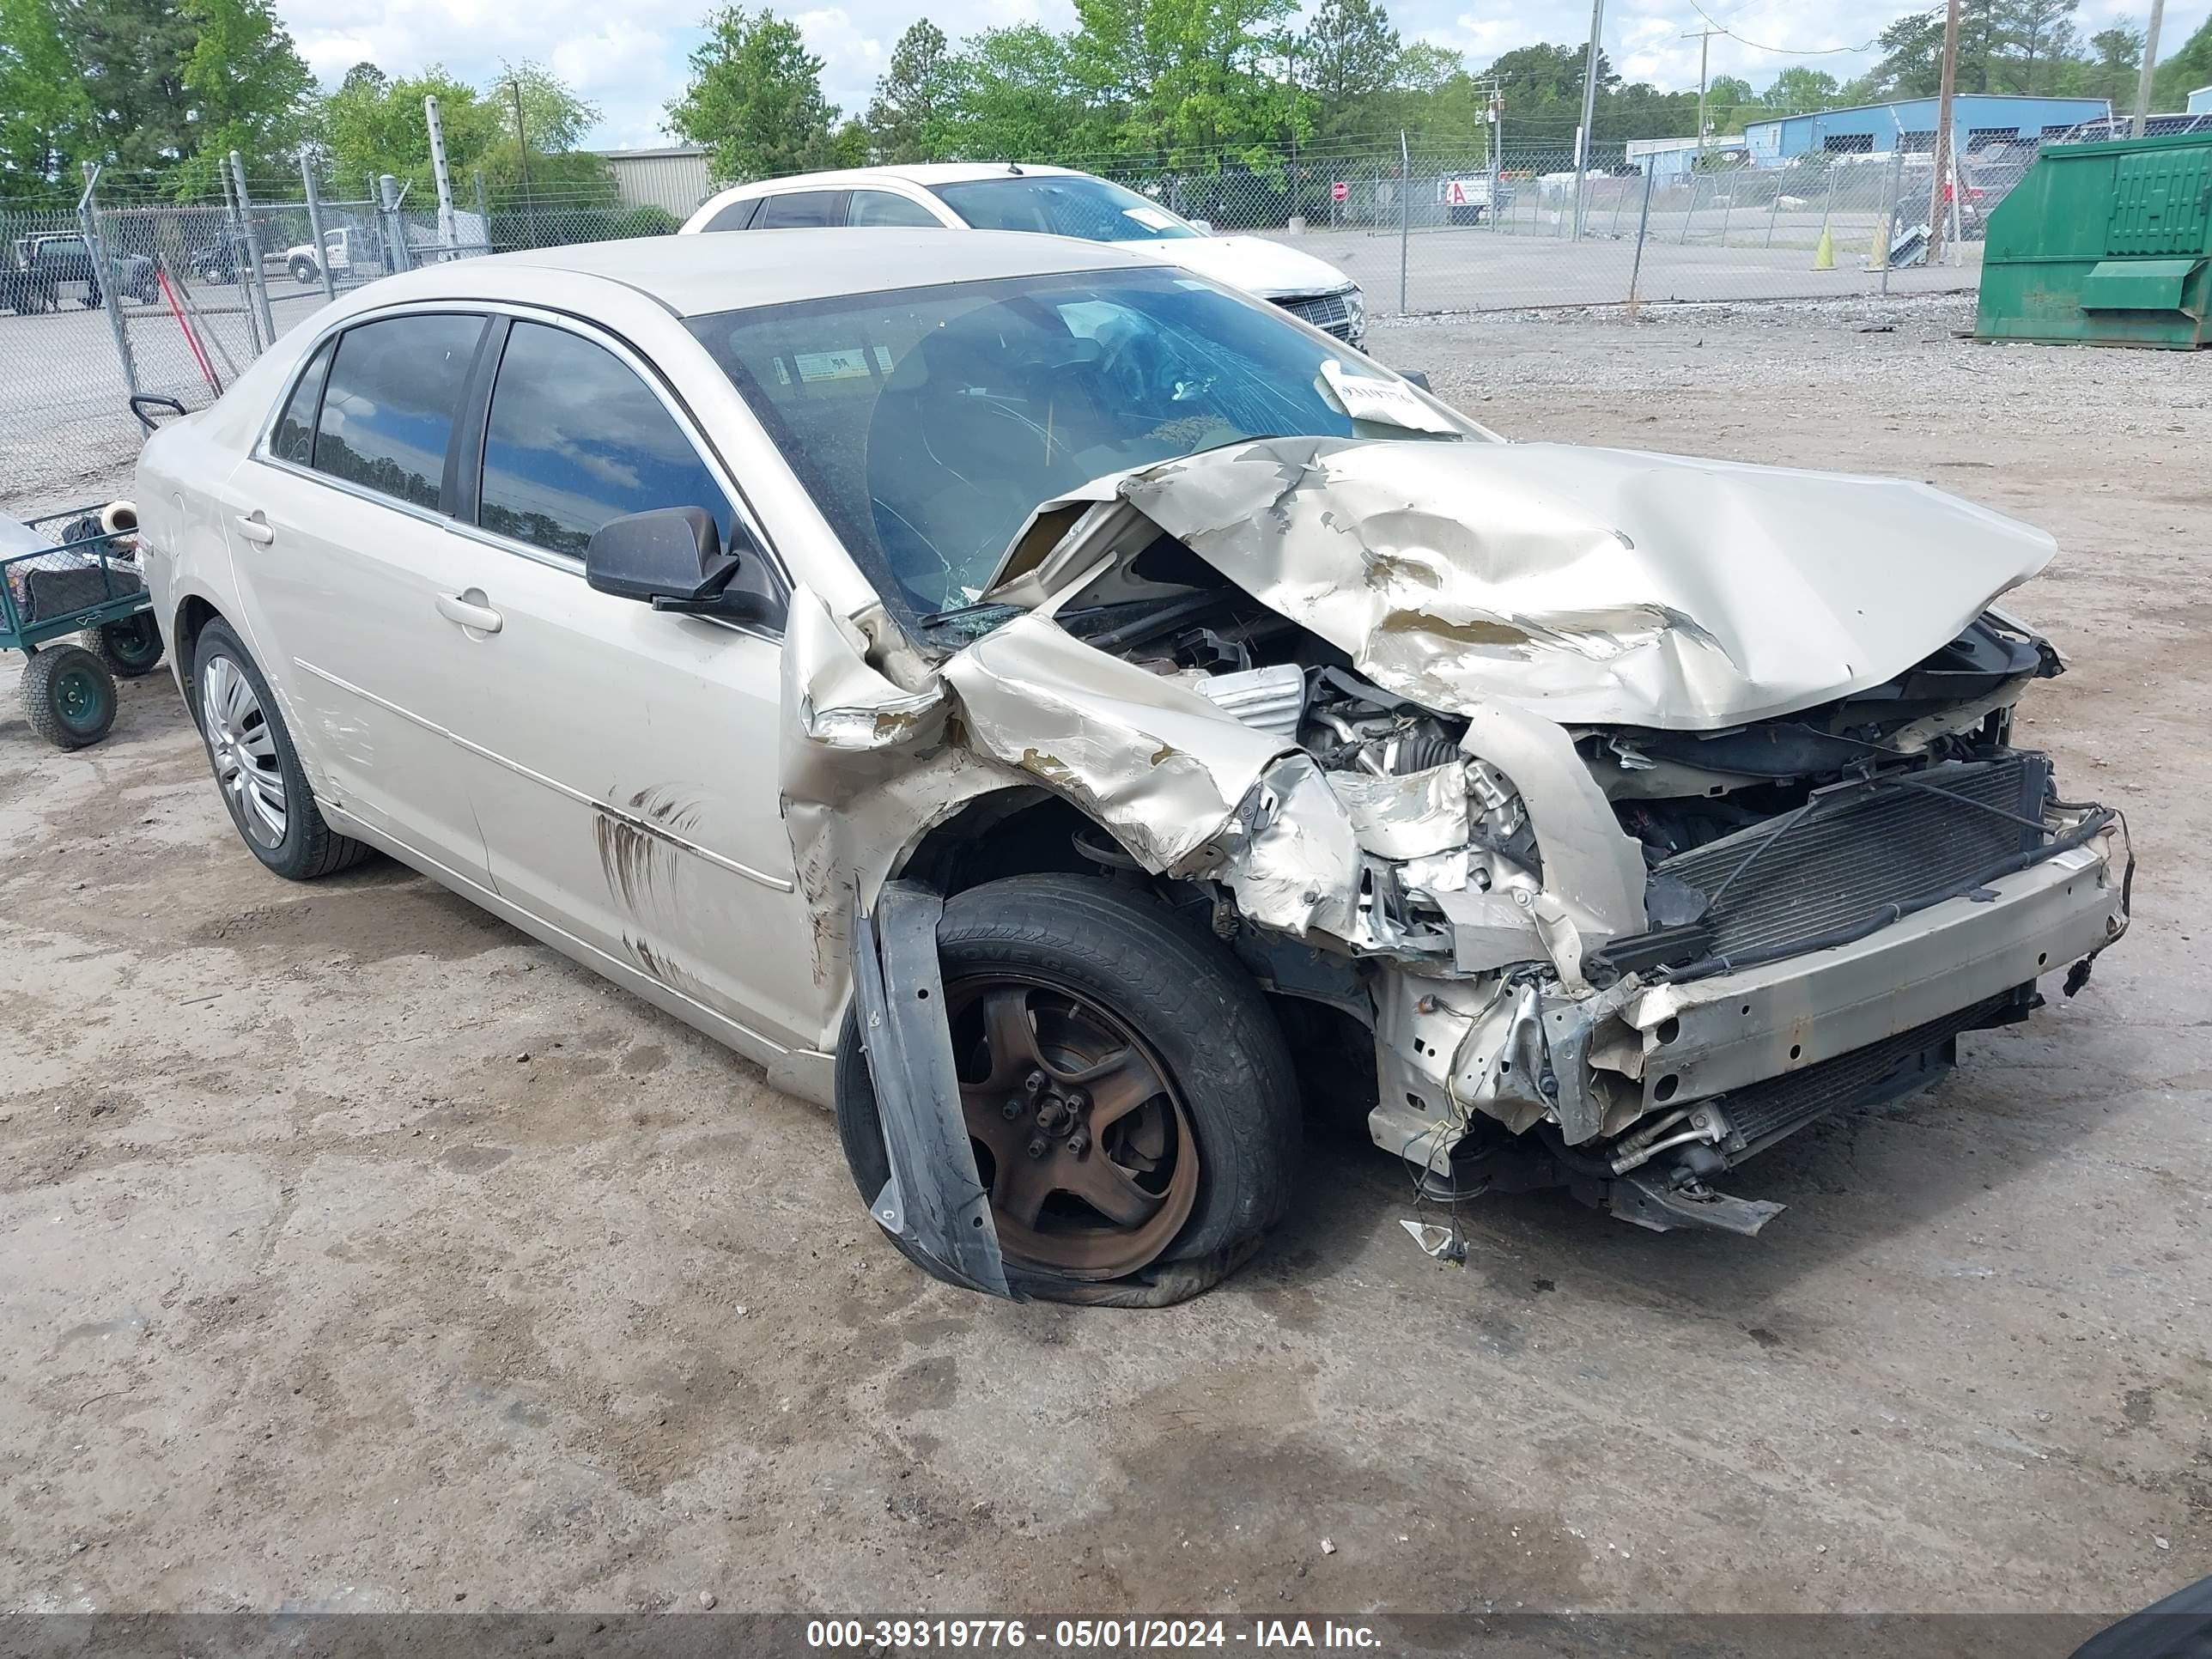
[805,1618,1382,1650]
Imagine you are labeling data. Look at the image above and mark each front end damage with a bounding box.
[790,434,2132,1288]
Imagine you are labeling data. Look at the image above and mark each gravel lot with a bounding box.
[3,296,2207,1626]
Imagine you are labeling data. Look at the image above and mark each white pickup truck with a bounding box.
[283,228,356,285]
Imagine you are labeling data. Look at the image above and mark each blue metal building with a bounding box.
[1743,94,2112,164]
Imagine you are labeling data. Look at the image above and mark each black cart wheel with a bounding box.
[21,644,118,749]
[88,614,165,678]
[836,873,1301,1304]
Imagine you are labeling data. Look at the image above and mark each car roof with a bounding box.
[372,228,1146,319]
[712,162,1086,194]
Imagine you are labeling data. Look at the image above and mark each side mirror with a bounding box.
[1397,369,1432,392]
[585,507,785,629]
[1188,218,1214,235]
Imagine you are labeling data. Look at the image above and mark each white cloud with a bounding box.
[269,0,2212,150]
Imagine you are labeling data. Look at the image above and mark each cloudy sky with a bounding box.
[275,0,2209,150]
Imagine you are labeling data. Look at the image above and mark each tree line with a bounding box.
[5,0,2210,207]
[672,0,2212,185]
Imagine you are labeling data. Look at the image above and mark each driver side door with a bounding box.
[428,315,822,1054]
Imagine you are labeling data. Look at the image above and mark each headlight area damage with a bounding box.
[791,435,2133,1296]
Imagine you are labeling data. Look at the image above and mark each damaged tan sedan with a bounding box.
[137,230,2131,1304]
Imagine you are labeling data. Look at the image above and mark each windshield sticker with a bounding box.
[1121,205,1180,232]
[793,349,876,383]
[1321,360,1458,434]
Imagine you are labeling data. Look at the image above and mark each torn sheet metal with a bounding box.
[851,884,1013,1298]
[1117,435,2055,732]
[781,585,1036,1000]
[939,611,1298,873]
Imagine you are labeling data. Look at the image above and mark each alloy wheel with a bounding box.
[202,655,288,848]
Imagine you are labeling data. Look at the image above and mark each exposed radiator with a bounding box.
[1719,994,2014,1159]
[1656,753,2049,969]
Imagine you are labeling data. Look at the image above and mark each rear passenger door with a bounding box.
[230,310,496,886]
[428,316,821,1052]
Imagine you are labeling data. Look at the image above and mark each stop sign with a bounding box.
[1331,181,1348,203]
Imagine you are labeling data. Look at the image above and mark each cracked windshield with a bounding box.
[689,266,1467,619]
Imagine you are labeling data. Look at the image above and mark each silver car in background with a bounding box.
[135,230,2130,1304]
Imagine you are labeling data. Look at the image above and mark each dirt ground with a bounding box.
[3,296,2207,1623]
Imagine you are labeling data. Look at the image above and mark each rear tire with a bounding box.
[191,617,371,881]
[21,645,116,748]
[88,614,164,678]
[836,873,1301,1304]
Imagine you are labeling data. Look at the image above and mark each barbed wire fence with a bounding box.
[4,130,2045,509]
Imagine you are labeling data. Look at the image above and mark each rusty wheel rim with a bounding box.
[945,973,1200,1281]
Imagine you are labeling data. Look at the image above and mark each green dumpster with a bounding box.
[1976,128,2212,348]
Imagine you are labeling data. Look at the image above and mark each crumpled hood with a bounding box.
[1118,436,2056,731]
[1120,234,1357,300]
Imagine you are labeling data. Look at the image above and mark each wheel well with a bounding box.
[899,791,1109,896]
[173,597,220,718]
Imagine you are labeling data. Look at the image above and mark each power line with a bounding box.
[1686,0,1883,57]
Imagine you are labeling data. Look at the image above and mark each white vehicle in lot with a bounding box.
[134,231,2129,1304]
[284,228,355,285]
[681,163,1369,347]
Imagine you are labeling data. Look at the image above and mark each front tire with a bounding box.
[192,618,370,880]
[290,258,318,285]
[836,873,1300,1304]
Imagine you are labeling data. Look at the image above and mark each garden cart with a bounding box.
[2,500,164,749]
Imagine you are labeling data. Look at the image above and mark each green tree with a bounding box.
[321,64,497,191]
[1300,0,1399,144]
[171,0,314,188]
[667,5,837,182]
[1760,66,1838,112]
[0,0,92,193]
[482,59,614,204]
[2078,25,2142,104]
[1995,0,2078,93]
[1866,8,1947,96]
[2152,12,2212,109]
[1069,0,1305,164]
[940,25,1088,160]
[866,19,954,161]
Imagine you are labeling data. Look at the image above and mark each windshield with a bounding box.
[932,174,1202,243]
[689,266,1473,621]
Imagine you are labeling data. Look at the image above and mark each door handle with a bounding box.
[435,590,503,635]
[234,513,275,545]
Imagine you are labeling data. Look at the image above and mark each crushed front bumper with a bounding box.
[1370,811,2131,1224]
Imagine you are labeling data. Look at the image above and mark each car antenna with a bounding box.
[1006,162,1023,175]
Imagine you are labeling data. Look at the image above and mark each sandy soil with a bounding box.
[2,297,2206,1622]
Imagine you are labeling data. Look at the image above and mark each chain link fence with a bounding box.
[0,132,2058,510]
[1091,138,2007,319]
[1,164,683,508]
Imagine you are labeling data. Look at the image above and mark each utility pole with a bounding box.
[1683,27,1722,157]
[1925,0,1961,266]
[2132,0,2166,137]
[1571,0,1605,238]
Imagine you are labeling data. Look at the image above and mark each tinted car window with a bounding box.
[757,191,847,228]
[314,314,483,511]
[271,340,332,466]
[477,322,738,560]
[701,197,760,232]
[848,190,940,228]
